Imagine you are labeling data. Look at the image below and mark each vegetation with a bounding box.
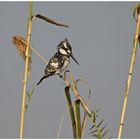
[11,1,140,139]
[118,3,140,139]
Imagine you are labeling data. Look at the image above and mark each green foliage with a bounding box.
[89,108,109,139]
[75,99,82,138]
[64,86,77,138]
[63,71,109,139]
[12,2,110,137]
[25,87,35,111]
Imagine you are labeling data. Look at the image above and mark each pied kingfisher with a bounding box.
[37,38,79,85]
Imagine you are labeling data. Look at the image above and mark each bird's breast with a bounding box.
[60,59,70,73]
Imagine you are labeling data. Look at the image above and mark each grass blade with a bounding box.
[75,99,82,138]
[57,111,65,138]
[97,119,104,128]
[25,87,35,111]
[64,86,77,138]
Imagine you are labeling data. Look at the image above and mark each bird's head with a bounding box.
[57,38,79,65]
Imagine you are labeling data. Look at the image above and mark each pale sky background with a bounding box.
[0,1,140,138]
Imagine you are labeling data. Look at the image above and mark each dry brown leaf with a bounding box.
[32,14,69,28]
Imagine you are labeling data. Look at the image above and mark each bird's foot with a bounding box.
[59,74,63,79]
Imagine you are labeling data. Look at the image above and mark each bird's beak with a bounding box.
[67,51,79,65]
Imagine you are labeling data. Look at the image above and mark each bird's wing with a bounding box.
[45,53,64,74]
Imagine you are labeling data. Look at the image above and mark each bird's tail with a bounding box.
[37,75,48,85]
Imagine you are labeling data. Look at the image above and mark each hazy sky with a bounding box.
[0,1,139,138]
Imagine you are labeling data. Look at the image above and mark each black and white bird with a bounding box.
[37,38,79,85]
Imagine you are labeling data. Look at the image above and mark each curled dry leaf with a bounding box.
[32,14,69,28]
[12,35,32,73]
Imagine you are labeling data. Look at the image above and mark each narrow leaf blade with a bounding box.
[97,119,104,128]
[64,86,77,138]
[34,14,69,27]
[75,99,82,138]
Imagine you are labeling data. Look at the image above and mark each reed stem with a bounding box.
[20,1,33,139]
[118,11,140,139]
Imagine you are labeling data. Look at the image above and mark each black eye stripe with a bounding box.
[64,47,68,51]
[57,39,72,53]
[61,45,68,51]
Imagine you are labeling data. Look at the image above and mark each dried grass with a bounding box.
[12,36,32,72]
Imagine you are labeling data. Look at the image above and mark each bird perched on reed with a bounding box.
[37,38,79,85]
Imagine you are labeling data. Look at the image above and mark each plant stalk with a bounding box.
[64,86,77,138]
[20,1,33,139]
[75,99,82,138]
[20,34,92,137]
[81,95,91,138]
[118,11,140,139]
[30,46,48,64]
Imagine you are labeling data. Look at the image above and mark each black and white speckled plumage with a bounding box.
[44,52,70,75]
[37,38,78,85]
